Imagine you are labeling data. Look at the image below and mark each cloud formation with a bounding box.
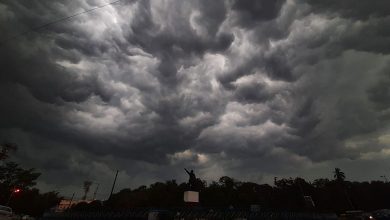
[1,0,390,199]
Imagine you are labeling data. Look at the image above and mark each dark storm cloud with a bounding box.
[231,0,286,27]
[303,0,390,20]
[125,0,233,87]
[234,80,272,103]
[0,46,96,104]
[300,1,390,56]
[1,0,390,195]
[283,51,389,161]
[286,99,320,138]
[218,52,294,90]
[264,54,294,81]
[0,0,232,166]
[368,69,390,112]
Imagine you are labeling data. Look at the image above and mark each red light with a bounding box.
[14,188,21,193]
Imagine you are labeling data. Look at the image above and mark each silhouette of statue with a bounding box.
[184,168,196,190]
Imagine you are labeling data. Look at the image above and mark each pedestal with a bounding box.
[184,191,199,203]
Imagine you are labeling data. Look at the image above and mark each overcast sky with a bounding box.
[1,0,390,200]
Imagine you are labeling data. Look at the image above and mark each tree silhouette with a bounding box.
[0,142,61,216]
[312,178,330,188]
[0,141,17,161]
[100,172,390,213]
[0,162,41,189]
[333,168,354,209]
[219,176,237,189]
[334,168,346,182]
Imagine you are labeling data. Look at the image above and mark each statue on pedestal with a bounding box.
[184,168,196,190]
[183,168,200,203]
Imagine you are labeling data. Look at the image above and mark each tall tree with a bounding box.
[333,168,354,209]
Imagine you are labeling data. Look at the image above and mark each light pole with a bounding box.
[109,170,119,200]
[7,188,21,206]
[67,192,75,209]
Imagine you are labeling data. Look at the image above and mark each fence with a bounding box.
[42,209,338,220]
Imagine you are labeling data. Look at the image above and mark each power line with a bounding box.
[0,0,126,45]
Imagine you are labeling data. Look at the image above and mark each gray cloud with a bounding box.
[303,0,390,20]
[230,0,286,27]
[1,0,390,197]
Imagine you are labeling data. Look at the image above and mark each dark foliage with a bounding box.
[0,142,17,161]
[0,142,62,217]
[10,189,61,216]
[92,169,390,213]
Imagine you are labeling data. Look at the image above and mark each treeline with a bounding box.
[0,142,62,217]
[77,171,390,213]
[3,141,390,215]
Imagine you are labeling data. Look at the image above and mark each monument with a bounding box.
[184,168,199,203]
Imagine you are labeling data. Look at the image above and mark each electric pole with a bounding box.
[93,183,100,200]
[109,170,119,200]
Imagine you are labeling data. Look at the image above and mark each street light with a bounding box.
[7,187,21,205]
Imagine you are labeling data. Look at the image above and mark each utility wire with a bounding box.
[0,0,126,45]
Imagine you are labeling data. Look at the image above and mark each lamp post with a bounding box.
[7,188,21,206]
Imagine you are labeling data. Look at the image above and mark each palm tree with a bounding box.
[333,168,354,209]
[334,168,345,182]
